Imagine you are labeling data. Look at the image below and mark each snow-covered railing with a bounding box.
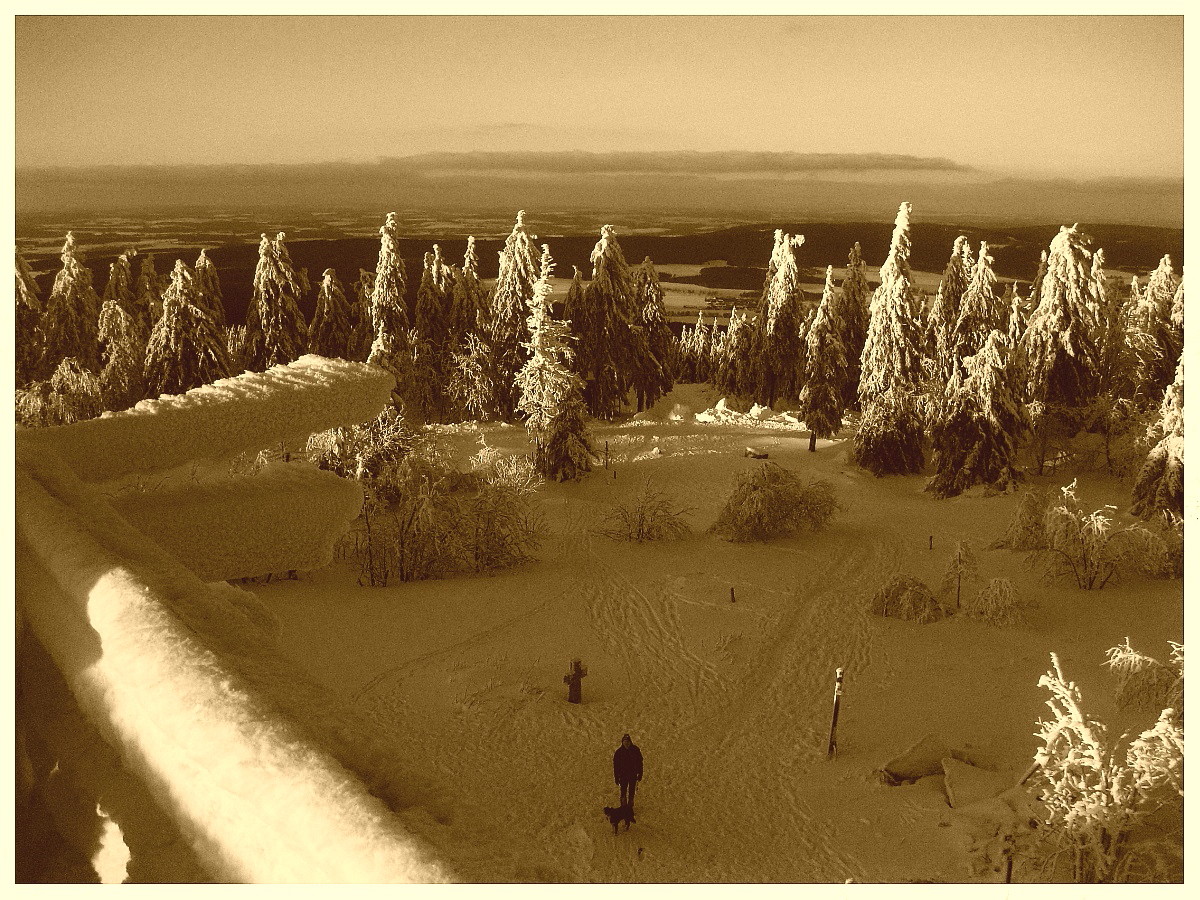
[14,358,453,883]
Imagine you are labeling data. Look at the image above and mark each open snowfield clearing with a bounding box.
[253,385,1182,883]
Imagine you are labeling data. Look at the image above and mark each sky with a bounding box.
[14,14,1184,179]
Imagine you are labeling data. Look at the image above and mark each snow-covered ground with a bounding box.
[249,384,1181,883]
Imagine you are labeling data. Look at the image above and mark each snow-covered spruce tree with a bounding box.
[692,311,712,384]
[715,307,751,397]
[757,230,807,408]
[927,235,973,374]
[1005,281,1028,349]
[948,241,1004,380]
[853,202,926,476]
[630,256,674,411]
[144,259,231,397]
[36,232,102,377]
[485,210,541,421]
[798,266,848,452]
[517,245,593,481]
[134,251,165,333]
[675,324,695,382]
[1028,249,1048,310]
[348,268,376,362]
[448,236,487,348]
[414,244,452,347]
[1090,250,1131,399]
[97,250,147,410]
[1130,358,1183,519]
[308,268,354,358]
[16,247,43,387]
[1021,225,1101,409]
[834,242,872,410]
[1169,281,1183,333]
[1127,254,1181,405]
[927,330,1029,498]
[1028,653,1183,883]
[365,213,413,400]
[246,232,310,371]
[413,245,455,419]
[193,248,226,327]
[575,224,641,419]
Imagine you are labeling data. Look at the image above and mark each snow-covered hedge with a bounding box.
[15,447,450,883]
[20,356,396,483]
[109,462,364,582]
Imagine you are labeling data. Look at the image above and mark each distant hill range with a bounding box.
[19,219,1183,328]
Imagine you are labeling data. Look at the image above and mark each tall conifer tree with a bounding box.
[757,230,806,407]
[798,267,848,452]
[486,210,541,420]
[948,241,1004,379]
[833,242,871,409]
[448,236,487,347]
[927,330,1028,498]
[247,232,310,371]
[144,260,231,396]
[16,248,44,387]
[1131,358,1183,519]
[193,248,226,327]
[630,257,674,411]
[575,224,638,419]
[853,203,926,476]
[927,235,973,369]
[37,232,101,376]
[517,245,593,481]
[308,268,354,358]
[97,250,147,410]
[1020,225,1100,409]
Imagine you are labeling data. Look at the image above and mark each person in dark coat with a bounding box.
[613,733,643,810]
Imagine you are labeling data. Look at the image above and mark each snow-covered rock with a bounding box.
[941,758,1010,809]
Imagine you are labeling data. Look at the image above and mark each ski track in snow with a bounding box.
[351,526,903,882]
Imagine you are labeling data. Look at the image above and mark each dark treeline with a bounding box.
[20,221,1183,328]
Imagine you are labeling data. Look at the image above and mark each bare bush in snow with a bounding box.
[962,577,1033,626]
[937,540,979,612]
[870,574,946,623]
[712,462,839,542]
[600,478,693,542]
[992,488,1050,550]
[1104,639,1183,715]
[1040,480,1157,590]
[1025,653,1183,883]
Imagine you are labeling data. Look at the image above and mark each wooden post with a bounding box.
[613,469,617,480]
[604,441,609,469]
[1003,835,1015,884]
[564,659,587,704]
[929,535,933,551]
[826,667,844,759]
[955,547,962,612]
[730,586,736,603]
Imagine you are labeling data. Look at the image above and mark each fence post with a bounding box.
[827,667,845,759]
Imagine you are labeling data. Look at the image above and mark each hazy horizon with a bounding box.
[16,16,1183,180]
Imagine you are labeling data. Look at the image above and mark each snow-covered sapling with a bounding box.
[869,574,946,623]
[962,578,1033,627]
[600,477,693,542]
[939,540,979,612]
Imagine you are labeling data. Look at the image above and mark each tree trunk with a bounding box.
[809,431,817,452]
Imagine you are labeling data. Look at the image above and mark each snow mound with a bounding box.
[695,397,805,430]
[20,356,396,483]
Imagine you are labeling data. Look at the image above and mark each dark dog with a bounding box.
[603,803,635,834]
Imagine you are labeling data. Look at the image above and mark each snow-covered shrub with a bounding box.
[962,578,1032,626]
[600,478,693,542]
[1136,512,1183,579]
[711,463,839,542]
[870,574,946,623]
[226,324,252,374]
[1105,639,1183,715]
[1040,480,1157,590]
[992,487,1050,550]
[15,357,105,427]
[1026,653,1183,883]
[307,405,423,482]
[350,446,544,584]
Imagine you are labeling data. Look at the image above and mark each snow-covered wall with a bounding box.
[14,358,453,883]
[108,462,364,582]
[18,355,395,483]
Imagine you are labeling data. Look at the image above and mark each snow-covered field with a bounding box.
[250,383,1182,883]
